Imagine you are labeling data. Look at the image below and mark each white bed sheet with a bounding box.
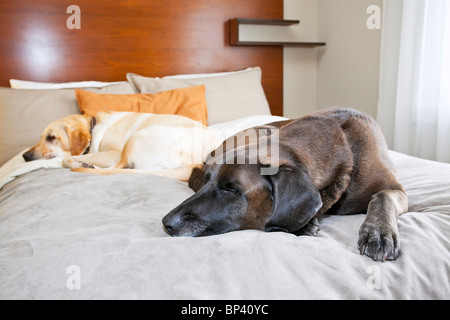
[0,119,449,300]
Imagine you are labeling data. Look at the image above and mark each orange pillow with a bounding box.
[75,85,208,125]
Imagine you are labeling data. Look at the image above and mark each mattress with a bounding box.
[0,118,449,299]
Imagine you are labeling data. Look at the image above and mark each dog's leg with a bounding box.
[63,151,121,169]
[294,218,320,236]
[317,169,352,216]
[358,189,408,261]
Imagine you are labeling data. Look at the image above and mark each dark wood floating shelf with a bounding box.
[235,18,301,26]
[229,18,326,47]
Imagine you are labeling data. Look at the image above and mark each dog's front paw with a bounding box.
[63,157,95,169]
[63,157,80,168]
[295,218,320,237]
[358,223,400,262]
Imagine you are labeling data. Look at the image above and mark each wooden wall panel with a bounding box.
[0,0,283,115]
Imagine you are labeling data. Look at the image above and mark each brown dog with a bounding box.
[162,108,408,262]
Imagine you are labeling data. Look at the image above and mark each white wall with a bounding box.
[283,0,319,118]
[317,0,382,119]
[239,0,319,119]
[241,0,383,119]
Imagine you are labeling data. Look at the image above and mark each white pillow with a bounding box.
[127,67,271,125]
[164,67,253,79]
[10,79,125,89]
[9,68,252,89]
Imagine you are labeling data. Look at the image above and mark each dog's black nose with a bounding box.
[163,222,174,235]
[22,150,35,162]
[162,214,182,236]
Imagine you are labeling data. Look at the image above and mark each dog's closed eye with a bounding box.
[46,134,57,142]
[220,182,240,195]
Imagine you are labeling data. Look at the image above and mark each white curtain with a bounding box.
[378,0,450,163]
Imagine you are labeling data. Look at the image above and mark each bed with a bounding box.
[1,0,449,300]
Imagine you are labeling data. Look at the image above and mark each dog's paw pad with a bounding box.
[81,162,95,169]
[63,157,96,169]
[358,223,400,262]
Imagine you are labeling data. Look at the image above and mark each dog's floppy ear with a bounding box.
[188,166,205,192]
[265,166,322,234]
[65,126,91,155]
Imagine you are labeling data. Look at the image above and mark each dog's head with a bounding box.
[22,114,92,162]
[162,150,323,237]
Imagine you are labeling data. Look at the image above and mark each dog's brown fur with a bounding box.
[163,108,408,262]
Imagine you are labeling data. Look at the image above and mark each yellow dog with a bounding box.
[23,111,219,181]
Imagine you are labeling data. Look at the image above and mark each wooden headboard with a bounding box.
[0,0,283,116]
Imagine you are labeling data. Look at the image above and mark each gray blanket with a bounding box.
[0,151,449,299]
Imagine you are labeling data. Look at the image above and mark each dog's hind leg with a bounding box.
[357,189,408,262]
